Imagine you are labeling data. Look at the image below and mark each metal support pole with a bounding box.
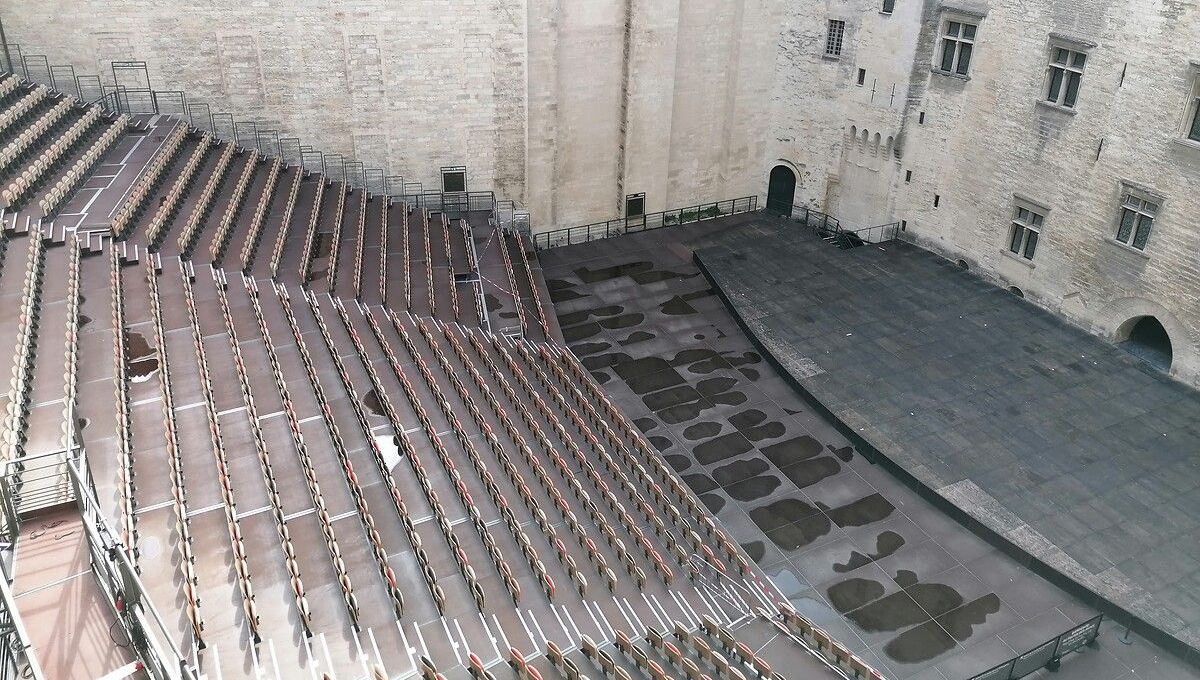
[0,16,11,75]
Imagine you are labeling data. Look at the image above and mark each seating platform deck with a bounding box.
[687,213,1200,671]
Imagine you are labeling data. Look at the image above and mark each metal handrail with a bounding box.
[0,558,44,680]
[533,196,759,250]
[0,445,195,680]
[967,614,1102,680]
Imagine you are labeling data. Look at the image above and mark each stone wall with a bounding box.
[1,0,772,229]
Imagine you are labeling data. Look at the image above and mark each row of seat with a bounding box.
[207,149,261,262]
[481,330,678,586]
[503,338,690,582]
[242,278,363,629]
[110,246,138,564]
[446,316,628,592]
[691,617,771,679]
[296,179,329,283]
[423,208,436,316]
[271,283,418,617]
[0,96,72,177]
[539,344,748,575]
[176,141,235,256]
[0,75,23,115]
[460,325,650,588]
[236,157,281,271]
[544,641,593,680]
[379,198,394,305]
[0,83,45,139]
[145,135,211,248]
[401,205,415,310]
[213,276,314,635]
[439,214,462,321]
[266,167,302,277]
[510,646,572,680]
[1,232,46,462]
[61,238,81,452]
[4,105,120,211]
[178,265,262,643]
[776,606,882,680]
[143,256,206,649]
[497,230,529,335]
[350,189,369,297]
[514,230,553,339]
[111,125,188,239]
[409,314,606,594]
[310,293,492,609]
[361,307,547,603]
[324,184,352,291]
[38,113,128,217]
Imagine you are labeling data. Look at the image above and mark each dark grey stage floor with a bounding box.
[693,213,1200,668]
[539,215,1197,680]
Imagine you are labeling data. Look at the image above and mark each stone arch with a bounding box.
[1097,297,1198,382]
[871,132,881,155]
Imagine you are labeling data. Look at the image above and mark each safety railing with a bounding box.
[846,221,900,244]
[533,195,759,250]
[392,190,497,217]
[0,571,43,680]
[0,444,197,680]
[968,614,1102,680]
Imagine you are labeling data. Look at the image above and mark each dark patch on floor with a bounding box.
[648,436,673,452]
[363,388,386,417]
[742,541,766,563]
[882,620,958,663]
[682,421,721,440]
[125,329,158,379]
[618,331,655,345]
[724,475,782,502]
[633,418,658,433]
[79,314,92,328]
[712,457,770,487]
[826,493,895,528]
[700,493,726,514]
[761,436,824,467]
[728,409,785,441]
[827,577,887,613]
[694,432,754,465]
[780,456,841,488]
[834,531,906,573]
[571,342,611,357]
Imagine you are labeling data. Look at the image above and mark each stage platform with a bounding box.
[691,214,1200,669]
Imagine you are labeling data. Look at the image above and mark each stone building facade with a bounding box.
[771,0,1200,386]
[3,0,1199,382]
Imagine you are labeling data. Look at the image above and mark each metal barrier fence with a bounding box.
[394,190,497,217]
[0,446,197,680]
[779,204,900,248]
[968,614,1103,680]
[533,196,758,250]
[0,567,42,680]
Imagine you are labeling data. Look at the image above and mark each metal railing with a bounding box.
[779,204,900,248]
[0,444,197,680]
[533,196,758,250]
[0,565,43,680]
[968,614,1102,680]
[392,190,497,216]
[846,221,900,244]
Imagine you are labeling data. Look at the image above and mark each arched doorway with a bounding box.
[766,165,796,215]
[1118,316,1173,372]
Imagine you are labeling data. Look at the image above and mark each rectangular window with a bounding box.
[857,68,866,86]
[1008,206,1044,260]
[1046,47,1087,108]
[826,20,846,57]
[938,21,976,75]
[625,193,645,218]
[1189,98,1200,142]
[441,168,467,193]
[882,0,896,14]
[1115,192,1158,250]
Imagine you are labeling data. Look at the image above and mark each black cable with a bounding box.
[108,618,131,648]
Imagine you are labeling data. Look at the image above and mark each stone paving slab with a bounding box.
[690,213,1200,670]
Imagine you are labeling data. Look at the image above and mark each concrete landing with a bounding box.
[692,214,1200,669]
